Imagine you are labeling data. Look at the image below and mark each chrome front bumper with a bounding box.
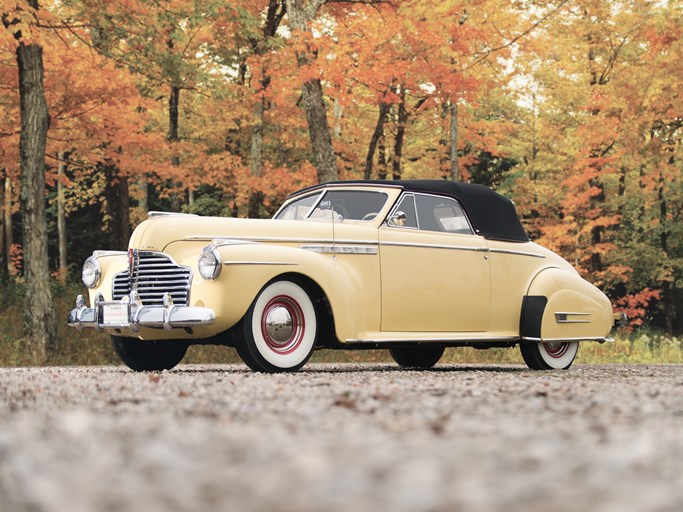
[67,292,215,333]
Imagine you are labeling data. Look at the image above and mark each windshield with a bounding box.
[275,190,389,222]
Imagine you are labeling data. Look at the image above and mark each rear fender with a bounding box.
[522,267,613,341]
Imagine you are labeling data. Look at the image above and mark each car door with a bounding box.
[378,192,491,333]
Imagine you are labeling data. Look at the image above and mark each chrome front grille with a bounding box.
[112,251,191,306]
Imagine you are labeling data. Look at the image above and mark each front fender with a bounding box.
[523,267,613,341]
[172,241,376,342]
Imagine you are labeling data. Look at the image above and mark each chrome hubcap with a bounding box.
[264,306,294,344]
[543,341,569,358]
[260,295,306,355]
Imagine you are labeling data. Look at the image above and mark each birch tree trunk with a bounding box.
[17,32,57,361]
[449,102,459,182]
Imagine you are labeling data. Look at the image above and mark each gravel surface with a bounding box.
[0,363,682,512]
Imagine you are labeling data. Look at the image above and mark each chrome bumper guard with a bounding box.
[613,312,628,329]
[67,292,215,332]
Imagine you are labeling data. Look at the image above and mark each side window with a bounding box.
[387,194,418,228]
[415,194,473,235]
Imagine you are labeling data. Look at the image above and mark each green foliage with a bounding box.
[181,186,233,217]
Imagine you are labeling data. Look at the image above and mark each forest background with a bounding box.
[0,0,682,365]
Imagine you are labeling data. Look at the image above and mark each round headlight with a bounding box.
[82,257,101,289]
[198,247,222,280]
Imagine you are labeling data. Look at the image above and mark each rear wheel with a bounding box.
[234,280,317,373]
[520,341,579,370]
[111,336,187,371]
[390,345,445,369]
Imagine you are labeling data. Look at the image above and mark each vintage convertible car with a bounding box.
[68,180,623,372]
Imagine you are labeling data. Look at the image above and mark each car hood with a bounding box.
[129,214,377,252]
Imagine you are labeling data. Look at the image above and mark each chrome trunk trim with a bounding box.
[554,312,591,324]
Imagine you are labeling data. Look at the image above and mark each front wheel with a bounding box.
[519,341,579,370]
[390,345,445,369]
[111,336,187,371]
[234,280,318,373]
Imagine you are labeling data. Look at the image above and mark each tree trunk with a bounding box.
[16,38,57,362]
[302,78,337,183]
[286,0,337,183]
[333,97,343,139]
[246,1,286,216]
[0,172,5,281]
[660,153,674,334]
[589,175,605,274]
[377,133,387,180]
[138,177,148,215]
[248,98,265,218]
[57,153,67,282]
[103,164,130,251]
[169,86,180,151]
[169,85,181,210]
[392,87,407,181]
[3,177,12,276]
[449,101,459,181]
[364,101,390,179]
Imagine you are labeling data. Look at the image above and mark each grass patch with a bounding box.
[1,280,681,366]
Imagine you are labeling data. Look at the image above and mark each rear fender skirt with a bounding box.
[520,296,548,339]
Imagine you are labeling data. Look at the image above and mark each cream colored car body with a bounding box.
[82,183,614,346]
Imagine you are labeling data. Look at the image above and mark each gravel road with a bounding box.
[1,363,682,512]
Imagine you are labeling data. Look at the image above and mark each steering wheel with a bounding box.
[362,212,379,221]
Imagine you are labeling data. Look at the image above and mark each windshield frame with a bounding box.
[274,188,391,222]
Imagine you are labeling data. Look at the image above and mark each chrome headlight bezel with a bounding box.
[82,256,102,289]
[198,246,222,280]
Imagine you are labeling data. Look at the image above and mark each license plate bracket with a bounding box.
[100,303,130,326]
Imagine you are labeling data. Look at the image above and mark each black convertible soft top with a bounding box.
[293,179,529,243]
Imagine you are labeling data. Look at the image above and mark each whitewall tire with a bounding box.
[235,280,317,373]
[520,341,579,370]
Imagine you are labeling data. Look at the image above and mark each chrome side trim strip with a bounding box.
[93,250,127,258]
[223,261,297,266]
[183,235,378,245]
[379,241,488,253]
[301,244,378,255]
[522,336,614,343]
[489,248,545,259]
[212,239,257,247]
[345,336,520,344]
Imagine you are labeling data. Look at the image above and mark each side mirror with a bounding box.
[387,211,407,227]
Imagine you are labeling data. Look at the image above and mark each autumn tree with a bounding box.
[2,0,57,360]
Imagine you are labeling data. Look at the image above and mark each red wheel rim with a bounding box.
[543,342,569,359]
[260,295,305,355]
